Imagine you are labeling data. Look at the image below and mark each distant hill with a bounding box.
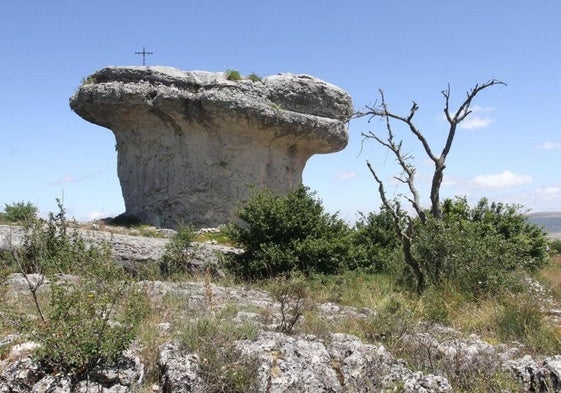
[526,212,561,239]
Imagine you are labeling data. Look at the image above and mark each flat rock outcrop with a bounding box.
[0,224,235,275]
[70,66,352,228]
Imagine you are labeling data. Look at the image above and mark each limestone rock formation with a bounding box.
[70,66,352,228]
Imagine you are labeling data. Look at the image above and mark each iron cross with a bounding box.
[135,47,153,66]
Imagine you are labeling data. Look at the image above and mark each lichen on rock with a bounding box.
[70,66,352,229]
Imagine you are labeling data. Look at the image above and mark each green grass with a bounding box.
[131,224,167,238]
[195,228,233,245]
[225,69,242,81]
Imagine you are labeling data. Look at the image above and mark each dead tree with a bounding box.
[357,80,506,291]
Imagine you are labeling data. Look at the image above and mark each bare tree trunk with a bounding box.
[402,228,424,292]
[366,161,424,292]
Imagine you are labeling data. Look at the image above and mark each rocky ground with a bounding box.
[1,225,561,392]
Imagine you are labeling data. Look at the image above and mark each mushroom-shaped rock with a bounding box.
[70,66,352,228]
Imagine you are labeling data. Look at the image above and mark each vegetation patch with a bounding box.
[0,200,148,377]
[159,224,197,277]
[3,201,38,224]
[224,69,263,82]
[180,316,260,392]
[225,186,360,279]
[225,69,242,81]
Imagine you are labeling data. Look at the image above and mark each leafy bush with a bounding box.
[159,224,197,277]
[32,278,147,375]
[442,197,548,271]
[3,201,38,223]
[353,208,401,273]
[15,199,106,275]
[411,197,549,295]
[225,186,359,279]
[2,199,148,376]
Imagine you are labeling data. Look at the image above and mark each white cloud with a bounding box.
[441,177,458,187]
[337,171,358,181]
[535,184,561,201]
[459,116,492,130]
[535,141,561,150]
[48,170,107,187]
[470,105,495,113]
[48,175,80,186]
[472,170,532,189]
[458,105,495,130]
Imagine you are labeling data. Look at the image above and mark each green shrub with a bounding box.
[33,278,147,375]
[225,69,242,81]
[442,197,548,271]
[159,224,197,277]
[4,201,38,223]
[2,199,148,376]
[247,72,262,82]
[410,197,549,295]
[268,274,312,333]
[353,208,401,273]
[13,199,107,275]
[225,186,359,279]
[550,239,561,254]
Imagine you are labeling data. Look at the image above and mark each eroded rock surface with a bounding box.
[0,349,144,393]
[70,67,352,228]
[3,273,561,392]
[0,224,235,275]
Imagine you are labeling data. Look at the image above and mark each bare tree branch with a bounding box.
[357,79,506,291]
[366,160,425,291]
[431,79,506,217]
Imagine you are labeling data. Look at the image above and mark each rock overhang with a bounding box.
[69,66,353,228]
[70,66,352,153]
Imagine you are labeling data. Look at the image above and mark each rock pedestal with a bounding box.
[70,66,352,228]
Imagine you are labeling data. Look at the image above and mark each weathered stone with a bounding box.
[158,342,205,393]
[70,66,352,228]
[234,331,451,392]
[0,351,143,393]
[0,225,237,275]
[506,354,561,392]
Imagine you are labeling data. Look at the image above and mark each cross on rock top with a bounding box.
[135,47,153,66]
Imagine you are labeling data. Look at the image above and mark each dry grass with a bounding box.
[537,254,561,299]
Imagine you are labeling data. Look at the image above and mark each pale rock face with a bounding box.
[70,66,352,228]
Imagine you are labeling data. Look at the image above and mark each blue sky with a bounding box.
[1,0,560,223]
